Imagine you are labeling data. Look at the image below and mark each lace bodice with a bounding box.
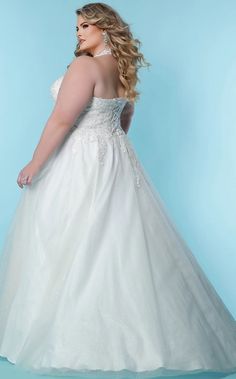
[50,75,128,128]
[50,75,142,188]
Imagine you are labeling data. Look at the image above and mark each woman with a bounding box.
[0,2,236,378]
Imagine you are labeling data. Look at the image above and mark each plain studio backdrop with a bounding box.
[0,0,235,348]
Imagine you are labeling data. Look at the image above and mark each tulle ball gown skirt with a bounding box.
[0,90,236,378]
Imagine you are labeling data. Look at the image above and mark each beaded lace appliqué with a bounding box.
[50,76,142,188]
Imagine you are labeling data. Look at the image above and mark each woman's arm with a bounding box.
[31,56,95,170]
[17,56,95,188]
[120,101,134,134]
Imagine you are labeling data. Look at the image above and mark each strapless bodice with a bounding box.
[49,75,141,188]
[50,75,128,132]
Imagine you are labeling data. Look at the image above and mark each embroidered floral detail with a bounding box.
[50,76,142,188]
[124,138,142,188]
[70,126,141,188]
[70,126,126,164]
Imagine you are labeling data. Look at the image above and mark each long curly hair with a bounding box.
[67,2,151,102]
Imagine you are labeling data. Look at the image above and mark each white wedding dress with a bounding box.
[0,73,236,378]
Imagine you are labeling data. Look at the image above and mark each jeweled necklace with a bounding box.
[93,46,112,57]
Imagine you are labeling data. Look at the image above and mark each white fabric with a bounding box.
[0,74,236,378]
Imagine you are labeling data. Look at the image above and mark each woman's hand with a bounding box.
[17,160,40,189]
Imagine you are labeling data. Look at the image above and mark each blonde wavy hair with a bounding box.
[67,2,151,103]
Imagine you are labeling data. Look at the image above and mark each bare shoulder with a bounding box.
[68,55,95,71]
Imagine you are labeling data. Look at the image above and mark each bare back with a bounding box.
[92,56,126,99]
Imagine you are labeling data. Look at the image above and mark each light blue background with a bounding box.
[0,0,236,328]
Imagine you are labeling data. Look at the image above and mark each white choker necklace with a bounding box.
[93,47,112,57]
